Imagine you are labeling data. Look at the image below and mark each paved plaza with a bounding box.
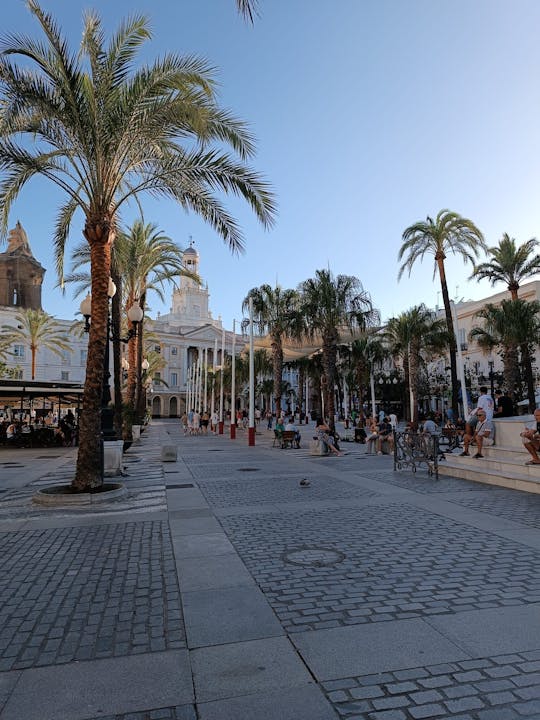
[2,421,540,719]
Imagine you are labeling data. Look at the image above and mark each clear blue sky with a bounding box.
[3,0,540,327]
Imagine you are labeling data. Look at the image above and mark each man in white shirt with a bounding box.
[466,386,494,435]
[284,416,301,448]
[520,408,540,465]
[460,409,494,458]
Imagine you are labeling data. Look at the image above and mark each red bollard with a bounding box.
[218,421,224,435]
[230,423,236,439]
[248,426,255,446]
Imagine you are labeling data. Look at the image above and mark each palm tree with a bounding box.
[470,233,540,299]
[114,221,195,436]
[243,285,300,417]
[470,299,540,407]
[470,233,540,411]
[383,305,448,424]
[236,0,259,22]
[2,309,71,380]
[348,333,387,414]
[398,209,486,418]
[299,270,378,430]
[0,3,275,490]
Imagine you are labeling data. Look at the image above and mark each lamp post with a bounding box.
[488,359,495,399]
[219,328,225,434]
[248,297,255,446]
[80,280,143,440]
[230,319,237,439]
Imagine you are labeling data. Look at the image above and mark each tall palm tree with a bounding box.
[348,333,387,413]
[470,299,540,407]
[299,270,378,430]
[2,309,71,380]
[383,305,448,424]
[398,209,486,418]
[470,233,540,300]
[243,285,300,417]
[0,3,275,490]
[470,233,540,410]
[114,221,195,435]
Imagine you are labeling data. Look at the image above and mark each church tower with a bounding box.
[0,222,46,310]
[170,241,211,323]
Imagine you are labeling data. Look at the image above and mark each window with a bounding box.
[170,372,178,386]
[13,369,23,380]
[13,345,25,358]
[61,349,71,365]
[171,346,178,356]
[154,372,161,381]
[61,371,70,381]
[80,349,88,364]
[154,345,161,354]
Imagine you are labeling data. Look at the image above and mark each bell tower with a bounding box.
[171,239,211,321]
[0,221,46,309]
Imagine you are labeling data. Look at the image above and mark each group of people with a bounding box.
[275,414,302,448]
[180,409,217,436]
[1,409,77,448]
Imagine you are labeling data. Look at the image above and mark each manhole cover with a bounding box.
[238,467,260,472]
[282,547,345,567]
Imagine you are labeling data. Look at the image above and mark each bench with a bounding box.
[273,429,299,449]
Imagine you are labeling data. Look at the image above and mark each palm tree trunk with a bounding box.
[437,258,459,417]
[409,342,420,425]
[503,345,520,403]
[135,291,147,423]
[298,365,305,420]
[521,342,536,412]
[31,343,36,380]
[322,338,337,429]
[271,337,282,417]
[73,228,112,491]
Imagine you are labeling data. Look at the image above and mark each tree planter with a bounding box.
[32,482,126,505]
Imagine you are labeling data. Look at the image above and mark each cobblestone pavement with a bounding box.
[194,474,374,507]
[0,520,184,671]
[361,468,492,494]
[448,487,540,529]
[322,650,540,719]
[220,502,540,632]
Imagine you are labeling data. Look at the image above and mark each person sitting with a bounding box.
[421,413,439,435]
[520,408,540,465]
[460,410,494,458]
[6,421,18,446]
[284,416,301,448]
[365,416,379,454]
[376,417,394,455]
[315,418,342,456]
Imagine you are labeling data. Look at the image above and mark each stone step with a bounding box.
[438,457,540,494]
[442,450,540,478]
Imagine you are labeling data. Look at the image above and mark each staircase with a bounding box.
[438,415,540,493]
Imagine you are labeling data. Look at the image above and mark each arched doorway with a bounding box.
[169,396,178,418]
[152,396,161,418]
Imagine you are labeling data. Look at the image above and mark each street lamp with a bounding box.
[79,281,143,439]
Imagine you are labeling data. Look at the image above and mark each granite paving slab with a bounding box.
[197,685,337,720]
[449,487,540,529]
[0,650,193,720]
[428,604,540,657]
[190,636,314,702]
[182,585,283,647]
[292,618,469,680]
